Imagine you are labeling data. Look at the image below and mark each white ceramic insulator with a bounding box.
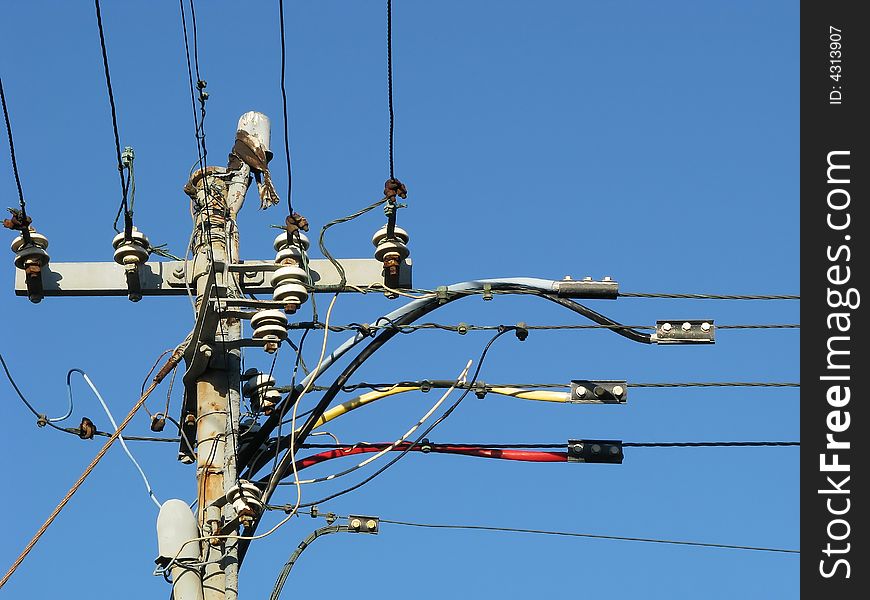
[273,231,310,252]
[371,225,409,247]
[273,282,309,304]
[275,246,304,265]
[374,239,410,262]
[253,324,289,341]
[11,232,49,252]
[242,373,276,398]
[251,309,288,329]
[270,265,307,288]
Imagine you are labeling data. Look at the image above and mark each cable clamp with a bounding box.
[482,283,493,301]
[436,286,448,304]
[474,381,488,399]
[348,515,380,534]
[515,322,529,341]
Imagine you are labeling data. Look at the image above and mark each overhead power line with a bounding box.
[297,441,800,451]
[0,77,29,227]
[619,292,799,300]
[93,0,132,235]
[377,518,799,555]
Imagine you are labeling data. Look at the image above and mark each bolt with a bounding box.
[245,271,257,279]
[593,385,606,397]
[563,275,572,281]
[366,519,377,531]
[682,322,692,331]
[591,444,601,454]
[661,322,673,333]
[350,518,362,530]
[173,267,185,279]
[612,385,625,398]
[457,323,469,335]
[603,276,612,281]
[575,386,588,398]
[572,443,584,453]
[284,303,299,315]
[264,341,279,354]
[240,515,253,527]
[184,413,196,426]
[610,446,620,455]
[582,276,593,281]
[199,344,212,357]
[384,255,401,276]
[701,322,711,332]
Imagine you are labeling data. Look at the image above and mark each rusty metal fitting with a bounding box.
[383,178,408,200]
[382,253,401,276]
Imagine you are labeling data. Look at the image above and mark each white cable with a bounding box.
[293,359,473,484]
[67,369,162,509]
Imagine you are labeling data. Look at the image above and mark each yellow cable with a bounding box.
[305,385,570,434]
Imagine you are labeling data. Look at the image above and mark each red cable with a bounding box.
[294,444,567,471]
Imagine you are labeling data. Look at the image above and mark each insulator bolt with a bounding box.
[612,385,625,398]
[366,520,377,531]
[681,322,692,331]
[575,386,587,398]
[701,322,711,332]
[661,322,672,333]
[350,518,361,530]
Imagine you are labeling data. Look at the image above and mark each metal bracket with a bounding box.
[655,320,715,344]
[347,515,379,534]
[556,277,618,299]
[567,439,624,464]
[569,380,627,404]
[16,257,413,297]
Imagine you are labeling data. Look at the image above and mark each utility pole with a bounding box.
[11,111,414,600]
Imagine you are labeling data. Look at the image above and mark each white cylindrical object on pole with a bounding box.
[157,499,204,600]
[237,111,272,161]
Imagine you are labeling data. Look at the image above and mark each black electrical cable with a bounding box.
[546,296,652,344]
[270,526,348,600]
[287,327,516,506]
[377,518,799,555]
[620,292,799,300]
[277,0,294,220]
[93,0,132,237]
[0,77,29,232]
[239,285,656,483]
[387,0,396,179]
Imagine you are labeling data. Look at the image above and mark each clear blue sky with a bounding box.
[1,2,798,598]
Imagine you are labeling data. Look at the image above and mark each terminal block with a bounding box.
[655,320,715,344]
[567,439,624,464]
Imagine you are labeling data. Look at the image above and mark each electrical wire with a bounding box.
[377,518,799,555]
[270,525,349,600]
[291,321,799,333]
[93,0,132,236]
[291,326,516,508]
[0,343,186,590]
[619,292,799,300]
[288,360,473,484]
[318,197,389,290]
[0,76,29,230]
[386,0,396,179]
[66,369,161,508]
[277,0,294,217]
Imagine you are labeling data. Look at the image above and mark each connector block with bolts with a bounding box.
[11,230,49,303]
[372,225,410,293]
[111,226,151,302]
[655,320,715,344]
[567,439,624,464]
[272,232,310,313]
[569,380,628,404]
[250,309,288,353]
[347,515,379,534]
[242,369,281,415]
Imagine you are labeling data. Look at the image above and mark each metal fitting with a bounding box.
[11,230,50,303]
